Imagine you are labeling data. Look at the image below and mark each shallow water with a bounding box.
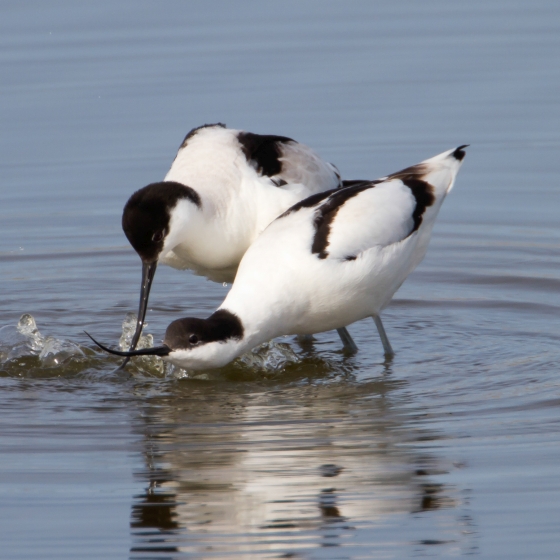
[1,1,560,558]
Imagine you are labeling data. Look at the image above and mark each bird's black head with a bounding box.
[86,309,244,371]
[122,181,201,263]
[164,309,244,349]
[118,181,202,370]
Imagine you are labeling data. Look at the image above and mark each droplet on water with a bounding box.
[17,313,44,352]
[17,314,39,337]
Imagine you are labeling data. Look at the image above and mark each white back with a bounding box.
[222,147,465,341]
[159,125,341,281]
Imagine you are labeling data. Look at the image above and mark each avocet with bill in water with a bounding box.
[90,145,467,369]
[120,123,359,367]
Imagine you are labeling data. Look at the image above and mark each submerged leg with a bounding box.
[296,334,315,342]
[372,315,394,357]
[337,327,358,353]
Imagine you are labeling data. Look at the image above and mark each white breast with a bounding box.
[159,125,341,281]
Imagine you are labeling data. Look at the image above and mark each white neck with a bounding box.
[163,198,201,254]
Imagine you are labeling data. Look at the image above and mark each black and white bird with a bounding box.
[120,123,360,365]
[91,145,467,370]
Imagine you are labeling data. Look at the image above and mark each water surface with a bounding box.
[1,1,560,558]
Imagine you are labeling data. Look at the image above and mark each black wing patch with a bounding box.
[310,159,438,259]
[180,123,226,149]
[237,132,295,178]
[311,182,378,259]
[400,178,435,233]
[386,162,435,233]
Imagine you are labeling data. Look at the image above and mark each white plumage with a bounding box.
[95,145,467,370]
[155,124,343,281]
[223,147,464,339]
[118,124,347,363]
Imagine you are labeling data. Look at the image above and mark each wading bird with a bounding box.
[91,146,466,370]
[119,123,361,368]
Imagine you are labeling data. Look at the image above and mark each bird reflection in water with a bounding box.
[128,367,475,557]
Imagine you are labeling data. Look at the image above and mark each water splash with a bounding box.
[165,341,301,380]
[236,341,300,371]
[118,312,164,375]
[39,336,84,367]
[0,313,84,367]
[1,314,301,378]
[0,324,32,363]
[119,312,154,351]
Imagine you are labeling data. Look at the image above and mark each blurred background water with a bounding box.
[1,1,560,558]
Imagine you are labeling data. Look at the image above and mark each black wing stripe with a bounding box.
[385,161,436,233]
[311,182,378,259]
[311,164,436,259]
[237,132,295,178]
[401,178,435,233]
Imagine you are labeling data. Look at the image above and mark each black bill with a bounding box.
[118,260,158,369]
[85,331,170,357]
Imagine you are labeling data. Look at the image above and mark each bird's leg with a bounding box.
[337,327,358,353]
[372,315,394,357]
[296,334,315,342]
[295,334,316,351]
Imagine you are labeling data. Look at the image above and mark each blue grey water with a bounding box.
[1,1,559,558]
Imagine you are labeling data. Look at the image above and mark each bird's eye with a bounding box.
[152,230,164,243]
[189,334,199,345]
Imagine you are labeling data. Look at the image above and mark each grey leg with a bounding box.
[372,315,394,357]
[337,327,358,353]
